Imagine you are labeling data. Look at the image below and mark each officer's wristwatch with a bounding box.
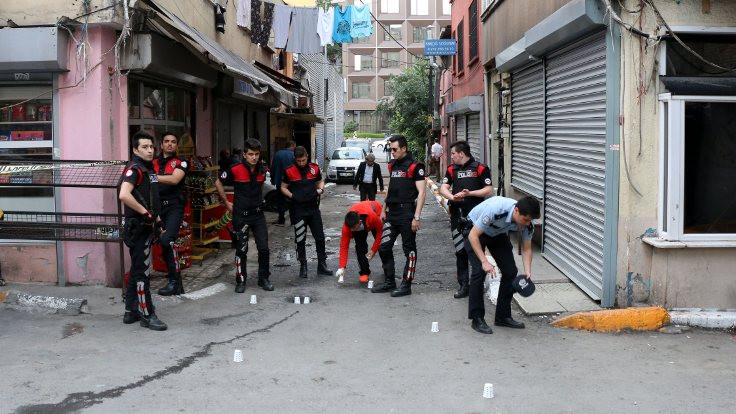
[413,216,421,221]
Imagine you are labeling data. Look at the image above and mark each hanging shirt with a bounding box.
[350,4,373,39]
[286,7,321,54]
[332,5,352,44]
[317,7,335,46]
[236,0,251,30]
[272,4,292,49]
[250,0,274,46]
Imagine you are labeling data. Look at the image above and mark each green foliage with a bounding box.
[326,44,342,64]
[343,120,359,134]
[345,132,384,138]
[377,59,431,160]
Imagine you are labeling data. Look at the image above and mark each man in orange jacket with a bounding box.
[336,200,384,283]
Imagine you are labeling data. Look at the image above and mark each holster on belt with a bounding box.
[123,218,142,247]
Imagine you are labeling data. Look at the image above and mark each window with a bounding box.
[455,23,464,73]
[413,26,432,43]
[128,79,193,148]
[353,55,373,71]
[659,95,736,241]
[353,34,372,44]
[381,0,399,13]
[381,52,400,68]
[442,0,451,15]
[384,79,393,96]
[410,0,429,15]
[468,0,479,61]
[352,82,371,99]
[384,24,402,42]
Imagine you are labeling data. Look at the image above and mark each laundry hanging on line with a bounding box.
[250,0,274,46]
[287,7,322,54]
[272,4,293,49]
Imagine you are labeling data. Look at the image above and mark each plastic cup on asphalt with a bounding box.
[294,296,301,304]
[304,296,310,304]
[483,383,494,399]
[286,253,291,261]
[431,322,439,332]
[234,350,243,362]
[250,295,257,304]
[367,280,374,289]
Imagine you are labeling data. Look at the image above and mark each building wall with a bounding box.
[615,0,736,308]
[450,0,484,100]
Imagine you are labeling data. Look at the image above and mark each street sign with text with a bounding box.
[423,39,457,56]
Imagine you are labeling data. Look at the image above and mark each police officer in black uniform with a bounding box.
[119,131,167,331]
[439,141,493,299]
[215,138,274,293]
[280,146,332,278]
[372,135,427,297]
[153,132,189,296]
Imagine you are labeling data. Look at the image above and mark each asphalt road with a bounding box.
[2,183,735,414]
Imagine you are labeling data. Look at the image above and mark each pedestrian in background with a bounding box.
[270,140,295,226]
[430,138,443,179]
[118,131,167,331]
[353,153,383,201]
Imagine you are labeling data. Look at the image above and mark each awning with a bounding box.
[144,0,296,106]
[253,61,313,97]
[273,112,323,124]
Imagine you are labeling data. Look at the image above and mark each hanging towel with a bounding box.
[317,7,335,46]
[236,0,251,30]
[250,0,274,46]
[332,5,352,44]
[273,4,293,49]
[286,7,321,54]
[350,4,372,38]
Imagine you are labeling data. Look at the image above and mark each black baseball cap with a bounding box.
[512,275,535,297]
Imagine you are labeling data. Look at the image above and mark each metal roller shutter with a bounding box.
[510,63,545,197]
[454,114,466,141]
[542,32,607,300]
[467,112,482,162]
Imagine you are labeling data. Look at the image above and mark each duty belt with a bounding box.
[235,206,263,216]
[387,202,415,209]
[160,199,180,207]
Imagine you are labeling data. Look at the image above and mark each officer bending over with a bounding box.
[335,200,384,284]
[439,141,493,299]
[280,146,332,278]
[216,138,274,293]
[153,132,189,296]
[464,196,540,334]
[119,131,167,331]
[373,135,426,297]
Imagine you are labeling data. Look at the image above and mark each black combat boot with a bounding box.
[140,313,168,331]
[390,279,412,297]
[123,310,140,324]
[371,276,397,293]
[158,274,184,296]
[453,283,469,299]
[299,261,308,278]
[471,317,493,334]
[258,277,274,291]
[235,275,246,293]
[317,261,332,276]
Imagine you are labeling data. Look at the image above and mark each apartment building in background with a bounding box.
[343,0,451,133]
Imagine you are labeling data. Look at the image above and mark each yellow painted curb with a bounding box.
[0,291,7,302]
[552,307,670,333]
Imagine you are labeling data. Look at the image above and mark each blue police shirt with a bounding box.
[467,197,534,240]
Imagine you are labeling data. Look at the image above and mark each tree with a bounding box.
[377,59,431,160]
[343,120,358,134]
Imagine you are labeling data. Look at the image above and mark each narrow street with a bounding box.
[1,184,735,414]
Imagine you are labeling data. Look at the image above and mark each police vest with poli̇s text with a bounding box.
[153,154,189,203]
[386,155,425,205]
[121,155,160,219]
[444,158,491,213]
[219,161,267,211]
[283,163,321,207]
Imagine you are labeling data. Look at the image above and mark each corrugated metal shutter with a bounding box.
[542,32,607,300]
[467,112,482,162]
[510,63,544,197]
[455,114,466,141]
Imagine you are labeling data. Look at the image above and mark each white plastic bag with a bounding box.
[486,274,500,305]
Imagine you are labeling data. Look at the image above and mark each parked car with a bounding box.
[326,147,366,183]
[341,138,373,154]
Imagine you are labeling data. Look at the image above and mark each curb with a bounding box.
[1,290,89,315]
[552,307,669,332]
[668,308,736,330]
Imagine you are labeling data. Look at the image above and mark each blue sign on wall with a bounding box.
[423,39,457,56]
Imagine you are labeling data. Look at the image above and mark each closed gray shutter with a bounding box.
[467,112,482,162]
[542,32,607,300]
[510,63,544,197]
[455,114,466,141]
